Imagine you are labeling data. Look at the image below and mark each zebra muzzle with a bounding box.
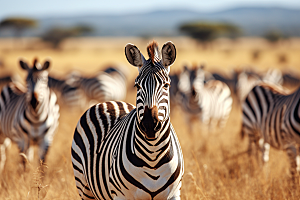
[30,92,39,110]
[140,106,162,139]
[192,86,197,97]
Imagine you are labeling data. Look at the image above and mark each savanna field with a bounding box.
[1,37,300,199]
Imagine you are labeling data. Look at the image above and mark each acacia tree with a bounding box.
[179,22,240,48]
[0,17,37,37]
[41,25,93,49]
[0,17,37,48]
[263,30,283,45]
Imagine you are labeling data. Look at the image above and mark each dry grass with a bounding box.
[0,37,300,199]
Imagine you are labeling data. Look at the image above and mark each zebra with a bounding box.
[236,67,283,103]
[48,75,84,107]
[0,58,60,166]
[236,68,261,103]
[67,65,128,106]
[178,65,232,132]
[0,73,22,89]
[71,41,184,200]
[241,82,300,177]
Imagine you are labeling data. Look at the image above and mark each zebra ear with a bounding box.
[19,60,29,70]
[125,44,145,67]
[161,41,176,67]
[42,60,50,70]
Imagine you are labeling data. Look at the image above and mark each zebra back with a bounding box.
[48,75,84,107]
[242,82,295,146]
[67,65,128,104]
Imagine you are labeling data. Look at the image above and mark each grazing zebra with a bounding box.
[241,82,300,176]
[71,41,184,200]
[0,59,60,165]
[178,65,232,131]
[236,69,261,103]
[237,67,283,103]
[67,65,127,105]
[48,75,84,107]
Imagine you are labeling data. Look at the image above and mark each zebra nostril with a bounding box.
[192,87,196,97]
[154,121,161,132]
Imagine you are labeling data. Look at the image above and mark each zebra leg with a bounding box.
[38,139,50,163]
[18,139,30,171]
[286,146,299,180]
[208,118,218,133]
[296,147,300,173]
[201,113,210,135]
[169,197,181,200]
[168,188,181,200]
[0,138,11,173]
[258,139,270,164]
[246,134,261,170]
[26,145,35,163]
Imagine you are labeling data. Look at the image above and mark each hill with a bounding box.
[1,6,300,37]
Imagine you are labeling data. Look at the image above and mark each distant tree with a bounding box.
[0,17,37,37]
[40,25,93,49]
[179,21,241,47]
[263,30,283,44]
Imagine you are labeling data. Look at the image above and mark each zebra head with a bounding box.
[20,59,50,110]
[179,65,205,99]
[125,41,176,139]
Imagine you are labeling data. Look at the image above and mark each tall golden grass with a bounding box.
[0,37,300,199]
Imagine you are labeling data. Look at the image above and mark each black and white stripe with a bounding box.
[237,67,283,103]
[0,59,60,163]
[67,66,128,104]
[48,75,84,107]
[71,41,184,200]
[178,65,233,130]
[242,82,300,176]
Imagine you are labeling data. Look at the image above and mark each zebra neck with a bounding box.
[26,90,50,122]
[134,118,171,167]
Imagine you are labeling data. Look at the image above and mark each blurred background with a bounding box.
[1,0,300,199]
[0,0,299,76]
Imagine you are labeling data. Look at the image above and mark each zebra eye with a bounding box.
[163,83,170,89]
[134,83,141,90]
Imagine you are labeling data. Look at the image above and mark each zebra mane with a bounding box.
[258,82,288,95]
[147,41,161,63]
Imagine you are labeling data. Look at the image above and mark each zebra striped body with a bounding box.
[242,83,300,175]
[237,68,283,103]
[68,66,127,104]
[71,41,184,200]
[178,66,232,129]
[0,59,59,162]
[0,75,14,88]
[48,75,84,107]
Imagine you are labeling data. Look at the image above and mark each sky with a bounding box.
[1,0,300,19]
